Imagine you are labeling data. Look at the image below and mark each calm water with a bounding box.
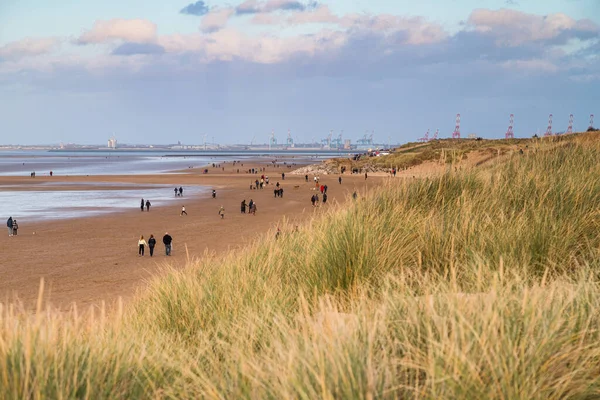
[0,149,338,177]
[0,154,218,176]
[1,182,208,222]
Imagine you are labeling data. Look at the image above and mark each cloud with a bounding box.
[200,8,235,32]
[159,28,347,63]
[467,8,600,46]
[0,38,59,60]
[286,5,339,25]
[112,42,166,56]
[342,14,448,45]
[180,1,210,16]
[78,19,158,44]
[236,0,317,15]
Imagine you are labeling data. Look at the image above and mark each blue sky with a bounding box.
[0,0,599,145]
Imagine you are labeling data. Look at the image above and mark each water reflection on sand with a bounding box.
[1,182,208,221]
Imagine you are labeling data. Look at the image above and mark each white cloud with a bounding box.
[0,38,59,59]
[343,14,448,45]
[468,9,600,46]
[200,8,235,32]
[159,28,347,63]
[287,5,340,25]
[78,19,157,44]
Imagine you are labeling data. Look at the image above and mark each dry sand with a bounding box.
[0,160,388,310]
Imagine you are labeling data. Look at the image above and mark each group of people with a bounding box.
[174,187,184,197]
[251,175,271,190]
[140,198,151,212]
[137,232,173,257]
[240,199,257,215]
[310,193,327,206]
[6,217,18,236]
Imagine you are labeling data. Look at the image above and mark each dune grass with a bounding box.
[1,133,599,399]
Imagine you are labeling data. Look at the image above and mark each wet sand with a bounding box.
[0,160,386,310]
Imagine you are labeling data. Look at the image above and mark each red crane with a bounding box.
[452,114,461,139]
[505,114,514,139]
[544,114,553,137]
[566,114,574,135]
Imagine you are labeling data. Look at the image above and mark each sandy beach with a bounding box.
[0,159,387,310]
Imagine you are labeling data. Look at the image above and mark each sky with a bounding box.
[0,0,599,145]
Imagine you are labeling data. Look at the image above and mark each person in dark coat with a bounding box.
[148,234,157,257]
[145,200,151,211]
[179,187,183,196]
[141,198,145,211]
[163,232,173,256]
[241,200,246,214]
[7,217,13,237]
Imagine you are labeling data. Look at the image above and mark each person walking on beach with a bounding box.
[11,219,19,236]
[7,217,13,237]
[181,205,188,216]
[281,172,285,180]
[241,200,246,214]
[163,232,173,256]
[140,198,145,212]
[138,235,147,256]
[148,234,156,257]
[250,202,257,215]
[339,176,342,184]
[218,206,225,219]
[322,193,328,204]
[179,187,183,196]
[365,172,368,180]
[212,189,216,199]
[305,174,309,182]
[174,188,178,197]
[145,200,151,212]
[311,195,316,207]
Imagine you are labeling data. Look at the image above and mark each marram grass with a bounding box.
[1,134,599,399]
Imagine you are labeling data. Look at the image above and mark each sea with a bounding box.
[0,149,341,222]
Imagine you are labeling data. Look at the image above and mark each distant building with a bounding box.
[108,137,117,149]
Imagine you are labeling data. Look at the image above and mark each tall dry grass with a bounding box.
[1,134,599,398]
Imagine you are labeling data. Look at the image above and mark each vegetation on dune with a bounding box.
[1,133,599,399]
[330,132,589,173]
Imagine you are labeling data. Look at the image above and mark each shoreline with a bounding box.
[0,157,387,310]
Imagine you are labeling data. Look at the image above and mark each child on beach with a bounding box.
[218,206,225,219]
[138,235,147,256]
[12,219,18,236]
[181,206,188,216]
